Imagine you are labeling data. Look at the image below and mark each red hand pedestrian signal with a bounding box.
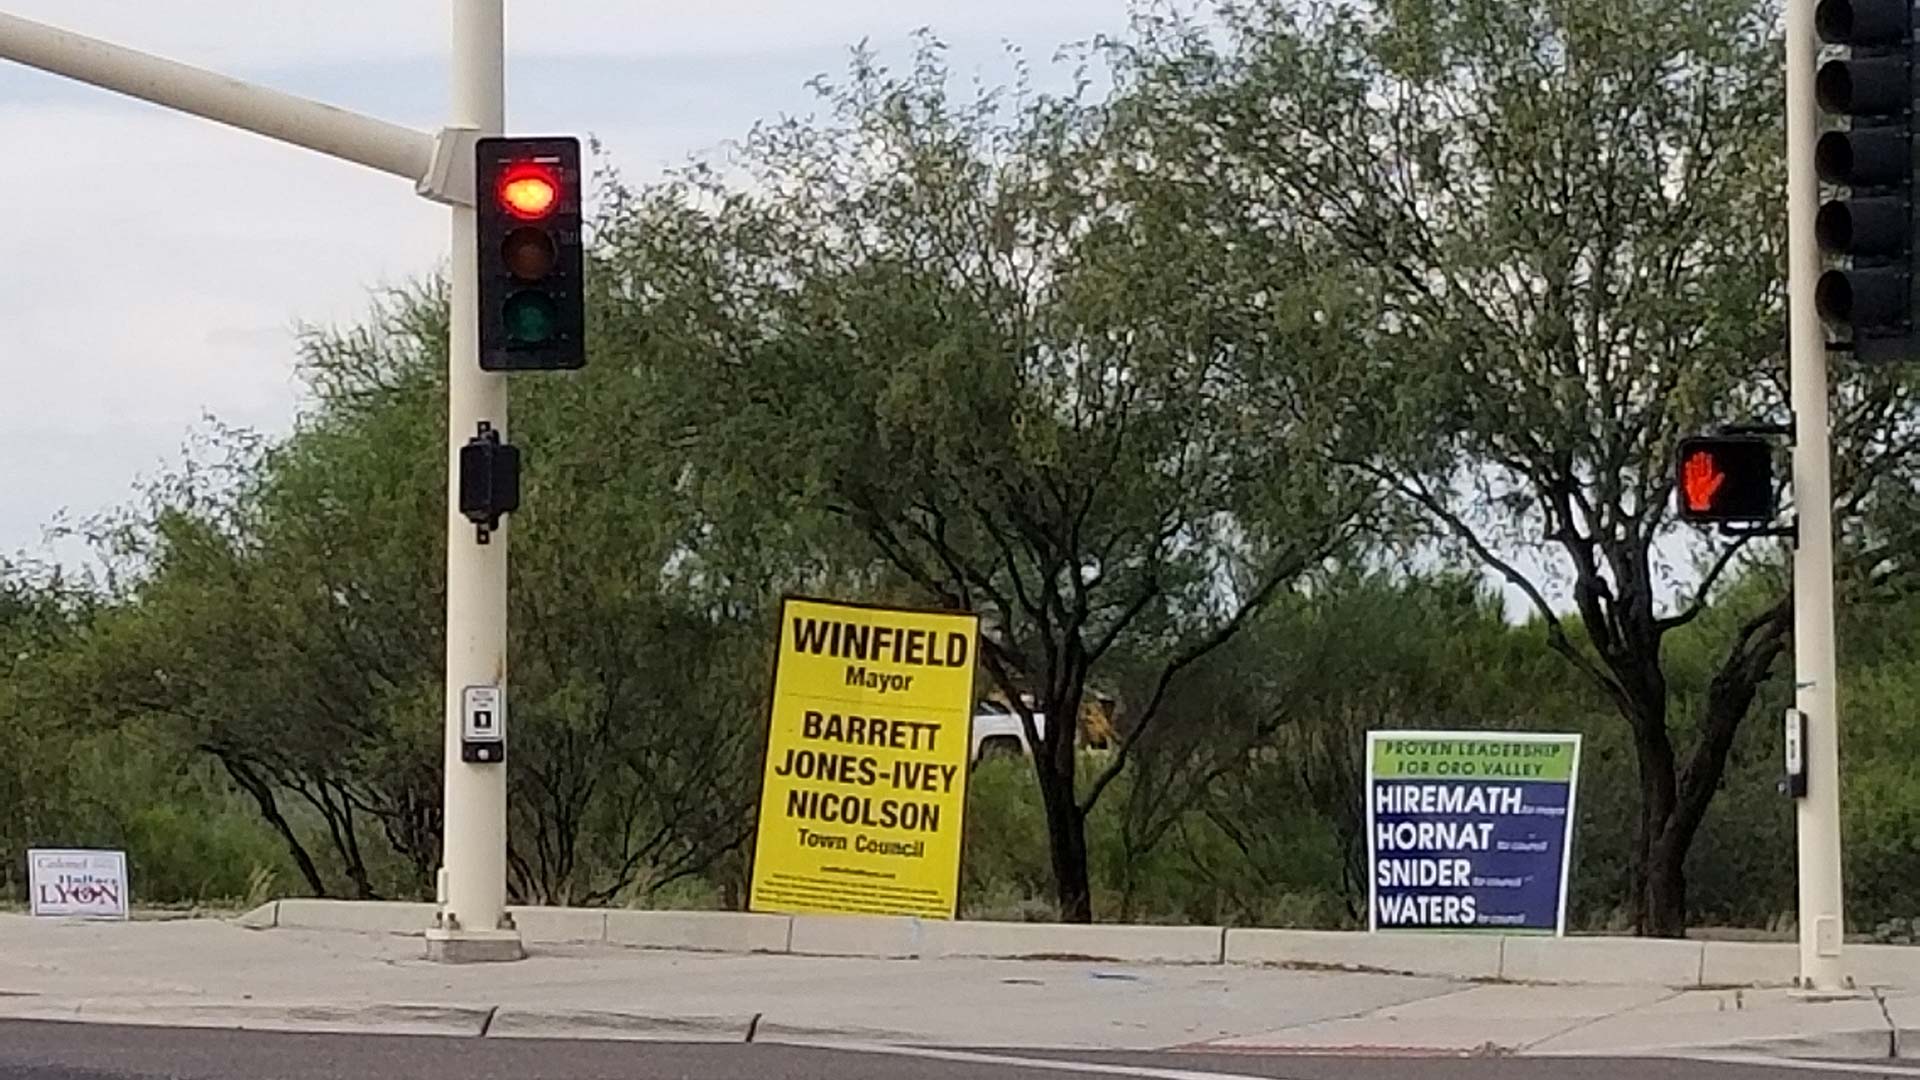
[1674,437,1775,524]
[1682,449,1726,513]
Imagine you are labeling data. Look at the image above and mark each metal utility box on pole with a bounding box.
[0,2,524,962]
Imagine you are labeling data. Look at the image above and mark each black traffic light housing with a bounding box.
[1675,435,1777,525]
[476,136,586,371]
[1814,0,1919,362]
[459,422,521,543]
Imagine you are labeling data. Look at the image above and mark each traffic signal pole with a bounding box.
[429,0,521,962]
[0,5,522,961]
[0,11,434,181]
[1785,0,1848,992]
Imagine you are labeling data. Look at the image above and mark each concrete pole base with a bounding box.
[425,928,525,963]
[1792,988,1866,1002]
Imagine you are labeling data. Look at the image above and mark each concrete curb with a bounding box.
[268,899,438,936]
[607,910,791,953]
[930,920,1225,963]
[1684,1028,1899,1060]
[790,914,925,958]
[234,901,278,930]
[1225,929,1502,980]
[4,993,1899,1059]
[235,900,1908,990]
[752,1019,934,1044]
[510,907,606,944]
[1698,942,1797,987]
[1501,936,1704,987]
[0,1000,492,1036]
[1847,946,1920,990]
[485,1008,757,1041]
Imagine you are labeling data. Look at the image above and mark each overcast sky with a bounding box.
[0,1,1649,623]
[0,1,1133,562]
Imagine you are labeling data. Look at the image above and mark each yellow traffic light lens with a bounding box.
[503,227,557,280]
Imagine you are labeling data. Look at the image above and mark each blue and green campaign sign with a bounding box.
[1366,731,1581,936]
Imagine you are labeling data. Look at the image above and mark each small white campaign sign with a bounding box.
[28,849,130,919]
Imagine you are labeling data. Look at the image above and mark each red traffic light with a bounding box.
[497,162,560,220]
[1675,437,1775,524]
[477,136,586,371]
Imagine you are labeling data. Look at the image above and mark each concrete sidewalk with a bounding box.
[0,912,1914,1060]
[247,898,1920,989]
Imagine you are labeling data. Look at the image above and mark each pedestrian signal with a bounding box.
[1675,437,1776,524]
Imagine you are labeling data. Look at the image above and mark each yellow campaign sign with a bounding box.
[749,596,979,919]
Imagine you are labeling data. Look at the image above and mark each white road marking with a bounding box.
[775,1039,1290,1080]
[1690,1053,1920,1075]
[782,1039,1920,1079]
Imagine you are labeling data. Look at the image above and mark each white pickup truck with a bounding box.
[969,698,1047,761]
[968,694,1116,762]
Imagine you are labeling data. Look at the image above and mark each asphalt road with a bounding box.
[0,1020,1915,1080]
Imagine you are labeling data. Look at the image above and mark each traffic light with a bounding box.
[476,136,585,371]
[1675,437,1776,524]
[1814,0,1917,362]
[458,421,520,544]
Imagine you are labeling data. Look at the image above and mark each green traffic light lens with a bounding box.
[503,291,560,345]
